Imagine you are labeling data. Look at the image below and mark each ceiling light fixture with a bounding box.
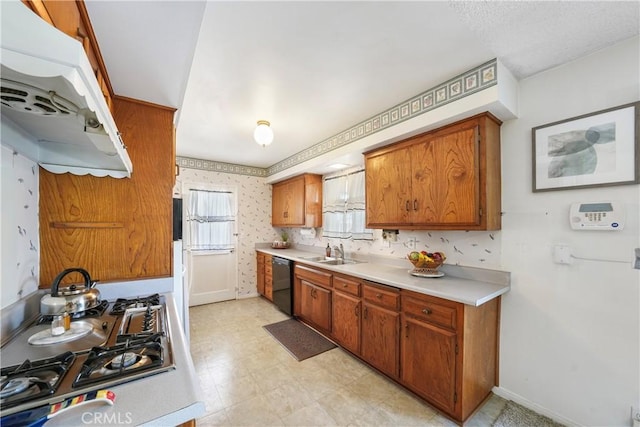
[329,163,351,170]
[254,120,274,147]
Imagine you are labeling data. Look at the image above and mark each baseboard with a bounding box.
[491,386,581,426]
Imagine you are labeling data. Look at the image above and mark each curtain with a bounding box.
[322,170,373,240]
[187,189,235,251]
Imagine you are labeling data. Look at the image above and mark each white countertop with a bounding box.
[46,294,205,427]
[258,245,510,306]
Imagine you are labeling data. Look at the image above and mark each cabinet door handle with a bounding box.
[422,308,432,315]
[413,199,418,211]
[405,323,409,338]
[405,200,410,212]
[363,307,368,319]
[355,305,359,317]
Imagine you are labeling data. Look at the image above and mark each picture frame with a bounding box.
[532,101,639,192]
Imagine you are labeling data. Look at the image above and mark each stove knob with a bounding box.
[102,321,108,330]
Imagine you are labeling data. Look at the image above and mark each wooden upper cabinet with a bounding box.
[39,97,176,286]
[364,147,412,225]
[365,113,501,230]
[271,174,322,227]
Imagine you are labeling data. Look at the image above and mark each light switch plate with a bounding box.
[553,244,573,264]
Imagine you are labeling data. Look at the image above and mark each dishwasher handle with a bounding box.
[272,257,292,266]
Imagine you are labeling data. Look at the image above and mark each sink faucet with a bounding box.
[333,244,344,260]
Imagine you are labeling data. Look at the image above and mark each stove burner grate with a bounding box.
[0,352,75,410]
[109,294,160,315]
[73,335,163,389]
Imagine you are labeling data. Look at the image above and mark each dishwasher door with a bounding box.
[271,256,293,315]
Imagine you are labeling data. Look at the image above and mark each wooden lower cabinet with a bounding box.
[256,252,265,296]
[288,264,500,424]
[293,264,332,333]
[331,275,361,354]
[264,255,273,301]
[361,281,400,379]
[298,280,331,331]
[401,290,500,422]
[256,252,273,300]
[401,315,458,413]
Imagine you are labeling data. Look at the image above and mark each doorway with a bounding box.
[183,183,238,306]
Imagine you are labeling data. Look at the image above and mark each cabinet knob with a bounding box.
[343,283,348,287]
[376,293,382,299]
[422,308,432,315]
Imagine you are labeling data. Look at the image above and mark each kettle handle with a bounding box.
[51,268,92,296]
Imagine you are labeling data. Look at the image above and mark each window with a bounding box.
[322,169,373,240]
[186,188,236,252]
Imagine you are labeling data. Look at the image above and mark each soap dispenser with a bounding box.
[326,244,331,257]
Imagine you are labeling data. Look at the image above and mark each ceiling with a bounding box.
[85,1,639,173]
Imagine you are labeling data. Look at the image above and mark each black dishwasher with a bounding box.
[272,256,293,315]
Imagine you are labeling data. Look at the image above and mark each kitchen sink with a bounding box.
[318,258,363,265]
[300,256,330,262]
[299,256,365,265]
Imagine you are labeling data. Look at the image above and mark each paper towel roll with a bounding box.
[300,228,316,238]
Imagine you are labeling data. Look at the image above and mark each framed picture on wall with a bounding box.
[532,101,639,192]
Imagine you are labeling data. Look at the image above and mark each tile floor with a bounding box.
[189,297,507,426]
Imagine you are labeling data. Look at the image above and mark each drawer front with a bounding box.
[333,275,360,297]
[264,263,273,277]
[362,282,399,310]
[401,294,459,331]
[294,264,332,288]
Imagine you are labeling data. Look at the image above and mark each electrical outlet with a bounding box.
[406,237,416,249]
[632,405,640,422]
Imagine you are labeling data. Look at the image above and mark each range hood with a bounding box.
[0,0,132,178]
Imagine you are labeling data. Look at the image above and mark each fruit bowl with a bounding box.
[407,251,446,274]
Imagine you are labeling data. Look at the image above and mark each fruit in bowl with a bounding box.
[408,251,446,270]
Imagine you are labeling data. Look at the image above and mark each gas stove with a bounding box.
[0,294,175,418]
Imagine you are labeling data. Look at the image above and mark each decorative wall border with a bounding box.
[179,59,498,177]
[176,156,268,177]
[267,59,498,176]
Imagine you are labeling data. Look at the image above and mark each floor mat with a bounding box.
[263,318,336,361]
[492,400,565,427]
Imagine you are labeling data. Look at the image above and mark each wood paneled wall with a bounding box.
[39,96,176,287]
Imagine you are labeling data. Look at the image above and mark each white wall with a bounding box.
[1,144,40,309]
[175,168,278,298]
[498,37,639,426]
[287,37,640,426]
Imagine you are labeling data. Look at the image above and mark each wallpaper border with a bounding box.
[178,59,498,177]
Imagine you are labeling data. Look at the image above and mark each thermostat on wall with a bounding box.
[570,201,625,230]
